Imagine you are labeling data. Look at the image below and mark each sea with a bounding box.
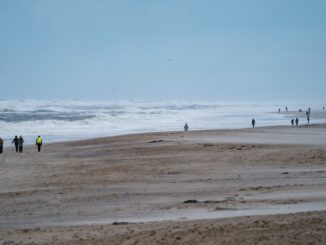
[0,100,325,145]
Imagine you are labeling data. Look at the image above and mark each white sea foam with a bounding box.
[0,100,325,144]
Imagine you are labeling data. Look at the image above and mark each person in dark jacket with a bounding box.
[18,136,24,153]
[251,118,256,128]
[12,136,19,152]
[184,123,189,132]
[295,118,299,126]
[0,137,3,154]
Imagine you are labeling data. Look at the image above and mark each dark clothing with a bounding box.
[37,144,42,152]
[18,137,24,153]
[295,118,299,126]
[252,119,255,128]
[12,137,19,152]
[291,119,294,126]
[0,138,3,154]
[12,137,18,144]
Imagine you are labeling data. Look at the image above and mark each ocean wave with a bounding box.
[0,111,95,122]
[0,100,325,144]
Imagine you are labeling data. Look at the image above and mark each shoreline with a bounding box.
[1,101,326,145]
[46,122,326,147]
[2,122,325,148]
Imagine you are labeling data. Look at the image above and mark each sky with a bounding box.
[0,0,326,101]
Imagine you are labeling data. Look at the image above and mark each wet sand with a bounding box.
[1,124,326,244]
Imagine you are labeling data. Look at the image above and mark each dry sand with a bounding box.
[1,124,326,244]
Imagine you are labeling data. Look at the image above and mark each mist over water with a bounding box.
[0,100,325,144]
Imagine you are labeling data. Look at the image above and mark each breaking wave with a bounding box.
[0,100,324,144]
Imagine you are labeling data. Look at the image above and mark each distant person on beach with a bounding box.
[307,116,310,125]
[291,119,294,126]
[36,136,43,152]
[285,106,288,112]
[251,118,255,128]
[295,118,299,126]
[306,110,310,117]
[299,109,302,113]
[323,106,325,110]
[278,108,281,113]
[308,107,311,113]
[184,123,189,132]
[0,137,3,154]
[12,136,19,152]
[18,136,24,153]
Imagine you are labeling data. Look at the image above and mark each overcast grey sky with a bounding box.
[1,0,326,101]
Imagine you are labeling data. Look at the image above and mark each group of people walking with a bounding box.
[0,135,43,154]
[291,118,300,126]
[278,106,315,126]
[11,136,24,152]
[183,106,318,132]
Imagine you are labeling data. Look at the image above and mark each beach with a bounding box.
[2,0,326,243]
[1,124,326,244]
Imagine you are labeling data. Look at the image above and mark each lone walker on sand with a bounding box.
[36,136,43,152]
[184,123,189,132]
[291,119,294,126]
[0,137,3,154]
[251,118,255,128]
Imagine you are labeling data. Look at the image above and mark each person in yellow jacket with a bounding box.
[36,135,43,152]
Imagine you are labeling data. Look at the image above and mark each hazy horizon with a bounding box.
[1,1,326,101]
